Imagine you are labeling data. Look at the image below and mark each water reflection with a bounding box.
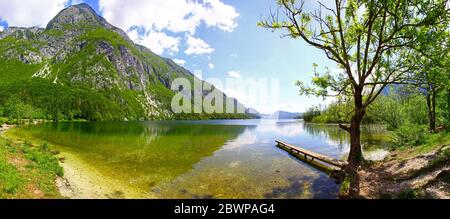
[301,123,392,157]
[10,119,390,199]
[11,122,248,197]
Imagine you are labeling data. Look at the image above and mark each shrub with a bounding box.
[393,123,428,147]
[39,143,49,152]
[397,188,426,199]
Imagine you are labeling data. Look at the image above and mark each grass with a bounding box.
[339,177,350,194]
[393,131,450,159]
[0,139,24,196]
[396,188,427,199]
[0,135,63,198]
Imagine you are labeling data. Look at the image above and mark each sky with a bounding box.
[0,0,337,114]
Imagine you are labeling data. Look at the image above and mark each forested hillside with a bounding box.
[0,4,249,123]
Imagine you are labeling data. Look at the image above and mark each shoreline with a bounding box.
[1,124,152,199]
[0,124,15,133]
[2,122,449,199]
[56,151,153,199]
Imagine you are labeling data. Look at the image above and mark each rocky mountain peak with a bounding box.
[46,3,131,42]
[46,3,108,30]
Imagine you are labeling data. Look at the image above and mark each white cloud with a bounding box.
[0,0,69,27]
[228,71,241,79]
[128,29,180,55]
[196,0,239,32]
[173,59,186,66]
[208,63,214,69]
[207,77,281,115]
[99,0,238,56]
[230,54,238,58]
[99,0,238,34]
[0,26,4,32]
[185,35,214,55]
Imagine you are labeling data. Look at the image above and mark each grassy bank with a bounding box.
[0,130,63,198]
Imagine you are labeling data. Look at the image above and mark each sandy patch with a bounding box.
[56,152,155,199]
[8,156,30,171]
[0,124,15,133]
[26,184,45,198]
[364,149,390,161]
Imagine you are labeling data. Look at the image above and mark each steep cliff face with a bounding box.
[0,4,247,121]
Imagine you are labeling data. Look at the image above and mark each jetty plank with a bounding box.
[276,140,348,169]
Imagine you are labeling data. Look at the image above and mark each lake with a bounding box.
[8,119,391,199]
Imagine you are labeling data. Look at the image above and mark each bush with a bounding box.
[311,114,329,123]
[393,123,428,147]
[39,143,49,152]
[428,148,450,170]
[397,188,426,199]
[303,106,322,122]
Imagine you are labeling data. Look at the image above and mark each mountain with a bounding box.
[272,111,303,119]
[261,111,303,119]
[0,4,248,121]
[245,108,261,119]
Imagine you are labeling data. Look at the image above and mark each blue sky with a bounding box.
[0,0,336,114]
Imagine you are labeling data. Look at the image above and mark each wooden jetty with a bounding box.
[276,140,348,170]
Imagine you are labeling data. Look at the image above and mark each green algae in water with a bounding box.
[10,122,246,196]
[9,120,391,199]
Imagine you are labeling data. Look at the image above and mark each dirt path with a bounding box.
[358,145,450,199]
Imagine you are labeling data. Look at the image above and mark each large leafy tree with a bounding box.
[407,23,449,132]
[259,0,449,171]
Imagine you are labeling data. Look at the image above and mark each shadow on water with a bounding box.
[266,143,343,199]
[264,175,312,199]
[264,174,340,199]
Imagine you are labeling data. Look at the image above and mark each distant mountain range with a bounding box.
[0,4,250,121]
[254,111,303,119]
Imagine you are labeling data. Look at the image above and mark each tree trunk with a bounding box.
[348,118,363,165]
[431,91,436,131]
[426,94,436,132]
[347,91,365,168]
[447,89,450,129]
[344,90,366,199]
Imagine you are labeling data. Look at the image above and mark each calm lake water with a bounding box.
[9,119,391,199]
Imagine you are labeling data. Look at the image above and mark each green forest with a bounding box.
[302,85,449,147]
